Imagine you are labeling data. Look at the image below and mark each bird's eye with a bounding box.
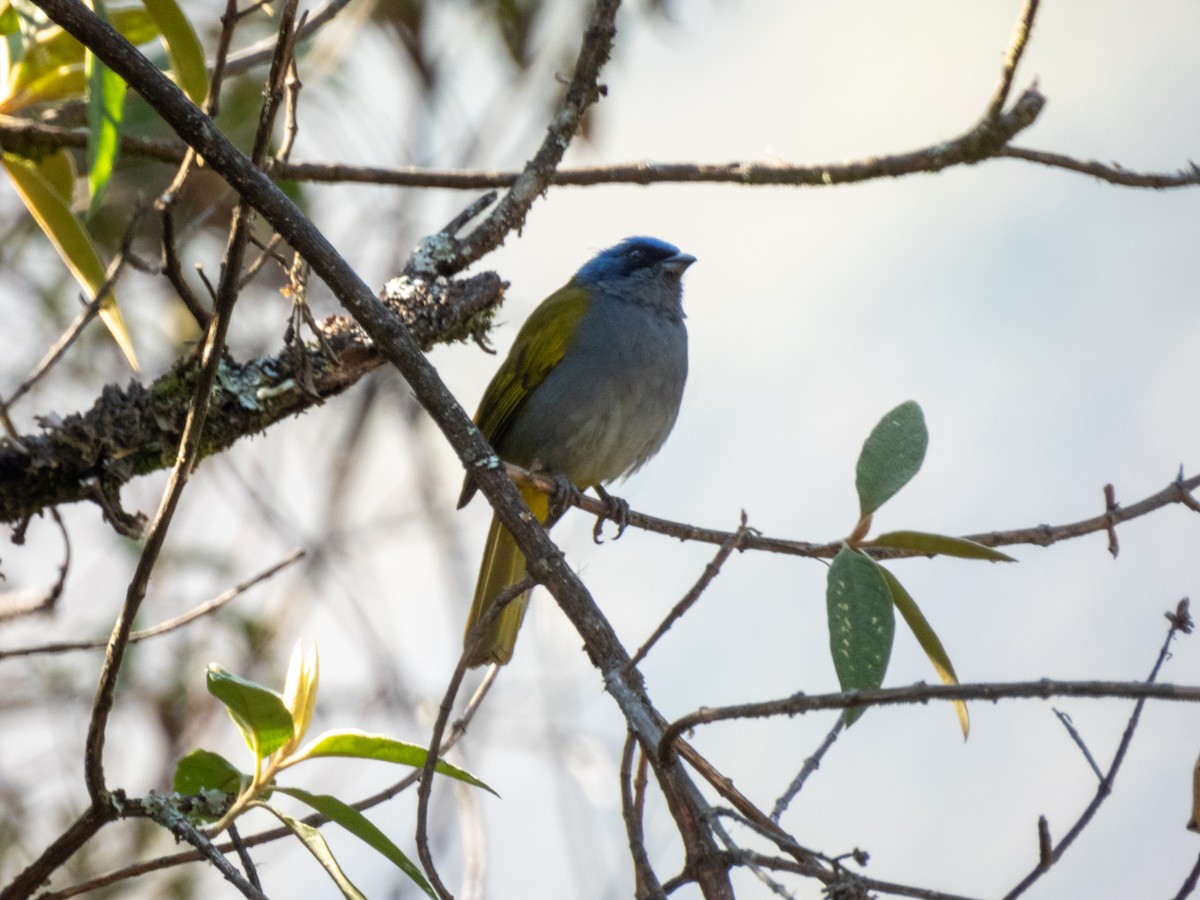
[627,249,645,265]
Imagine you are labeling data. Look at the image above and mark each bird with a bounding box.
[457,236,696,667]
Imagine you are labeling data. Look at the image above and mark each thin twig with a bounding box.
[503,465,1200,562]
[0,549,303,660]
[770,717,845,823]
[1173,851,1200,900]
[627,512,748,670]
[429,0,623,274]
[0,508,69,623]
[226,825,261,891]
[416,654,473,900]
[145,808,268,900]
[1000,608,1190,899]
[222,0,353,77]
[621,733,664,899]
[2,211,141,410]
[985,0,1039,121]
[1051,709,1104,781]
[661,678,1200,764]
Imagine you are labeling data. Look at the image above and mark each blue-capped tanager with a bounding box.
[457,237,696,667]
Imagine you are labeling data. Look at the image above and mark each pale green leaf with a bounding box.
[294,729,496,795]
[826,545,895,726]
[258,803,367,900]
[206,664,294,761]
[279,788,435,898]
[878,566,969,738]
[856,400,928,517]
[866,530,1015,562]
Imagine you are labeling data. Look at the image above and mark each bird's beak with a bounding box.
[662,253,696,277]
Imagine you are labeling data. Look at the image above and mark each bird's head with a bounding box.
[572,236,696,316]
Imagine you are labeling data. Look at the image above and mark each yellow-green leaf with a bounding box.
[1,152,138,368]
[142,0,208,104]
[0,7,155,111]
[0,2,20,35]
[282,640,319,748]
[259,803,367,900]
[37,147,78,202]
[878,565,969,738]
[866,530,1016,563]
[278,788,435,899]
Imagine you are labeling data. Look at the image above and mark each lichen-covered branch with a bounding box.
[0,273,504,526]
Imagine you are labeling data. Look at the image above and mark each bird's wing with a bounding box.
[457,284,590,507]
[474,284,590,444]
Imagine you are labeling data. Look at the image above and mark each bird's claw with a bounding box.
[547,472,582,527]
[593,486,630,544]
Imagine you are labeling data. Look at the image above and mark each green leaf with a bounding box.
[278,788,435,899]
[826,545,895,726]
[142,0,208,104]
[257,803,367,900]
[36,146,77,202]
[1,152,138,368]
[206,664,295,761]
[878,566,969,739]
[866,530,1016,562]
[85,0,125,216]
[294,730,496,795]
[855,400,928,517]
[0,7,156,111]
[172,748,246,796]
[0,2,20,36]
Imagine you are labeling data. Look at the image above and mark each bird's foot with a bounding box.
[546,472,582,528]
[593,485,631,544]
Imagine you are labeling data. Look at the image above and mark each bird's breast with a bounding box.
[495,300,688,487]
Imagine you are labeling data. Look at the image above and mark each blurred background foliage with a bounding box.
[0,1,679,895]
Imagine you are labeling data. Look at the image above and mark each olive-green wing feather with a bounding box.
[458,284,590,507]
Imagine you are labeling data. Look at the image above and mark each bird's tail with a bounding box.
[463,485,550,667]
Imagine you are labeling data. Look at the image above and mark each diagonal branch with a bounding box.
[23,1,734,896]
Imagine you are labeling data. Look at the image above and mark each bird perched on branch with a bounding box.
[458,236,696,667]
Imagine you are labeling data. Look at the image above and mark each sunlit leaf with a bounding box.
[0,7,155,111]
[142,0,208,104]
[866,530,1016,562]
[279,788,435,898]
[856,400,928,517]
[294,729,496,795]
[826,545,894,726]
[878,565,969,738]
[85,0,125,215]
[259,804,367,900]
[206,664,295,761]
[0,2,20,35]
[282,640,319,749]
[1,152,138,368]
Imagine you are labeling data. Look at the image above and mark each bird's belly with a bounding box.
[497,321,687,487]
